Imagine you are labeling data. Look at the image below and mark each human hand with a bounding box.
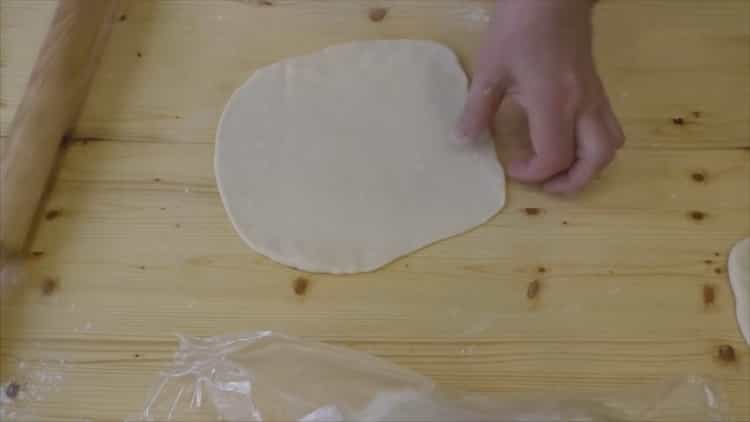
[458,0,624,194]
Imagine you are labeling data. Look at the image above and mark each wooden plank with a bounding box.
[1,140,748,419]
[5,142,749,339]
[2,0,748,148]
[0,336,747,421]
[1,0,748,420]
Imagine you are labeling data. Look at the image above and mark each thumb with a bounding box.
[456,76,503,143]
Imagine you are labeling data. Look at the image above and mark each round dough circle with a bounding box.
[215,40,505,273]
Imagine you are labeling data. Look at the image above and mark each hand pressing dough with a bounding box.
[215,40,505,274]
[728,238,750,345]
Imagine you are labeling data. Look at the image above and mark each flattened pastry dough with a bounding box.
[215,40,505,273]
[728,238,750,345]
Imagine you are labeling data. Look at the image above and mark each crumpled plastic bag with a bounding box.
[129,331,727,422]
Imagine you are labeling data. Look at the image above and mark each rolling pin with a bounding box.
[0,0,123,287]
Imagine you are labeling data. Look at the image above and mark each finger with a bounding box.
[456,77,503,143]
[543,110,617,194]
[507,96,576,183]
[600,97,626,149]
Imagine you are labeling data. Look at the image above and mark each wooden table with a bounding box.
[1,1,748,420]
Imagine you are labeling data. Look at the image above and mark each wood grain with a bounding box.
[0,0,748,420]
[1,0,748,148]
[0,1,56,134]
[2,140,748,420]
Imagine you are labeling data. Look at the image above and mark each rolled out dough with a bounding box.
[728,238,750,345]
[215,40,505,273]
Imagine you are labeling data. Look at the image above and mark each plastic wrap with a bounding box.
[129,331,727,422]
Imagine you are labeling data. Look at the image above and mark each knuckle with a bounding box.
[612,132,626,149]
[471,77,495,94]
[559,72,587,103]
[560,69,584,92]
[541,152,575,174]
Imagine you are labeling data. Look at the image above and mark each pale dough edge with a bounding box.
[214,40,506,274]
[728,237,750,346]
